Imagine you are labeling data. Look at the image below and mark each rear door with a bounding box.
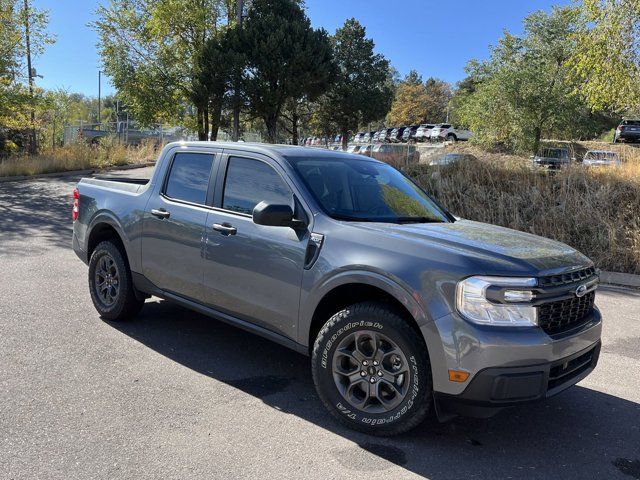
[202,153,310,339]
[141,148,220,302]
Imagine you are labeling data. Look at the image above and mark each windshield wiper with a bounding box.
[394,217,444,224]
[331,214,444,224]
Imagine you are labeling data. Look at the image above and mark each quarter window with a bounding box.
[164,153,214,205]
[223,157,292,215]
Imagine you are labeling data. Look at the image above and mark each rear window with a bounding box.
[622,120,640,125]
[164,152,214,204]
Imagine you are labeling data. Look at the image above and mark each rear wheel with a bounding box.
[311,302,433,436]
[88,240,144,321]
[447,133,457,142]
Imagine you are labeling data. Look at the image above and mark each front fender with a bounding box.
[298,268,432,348]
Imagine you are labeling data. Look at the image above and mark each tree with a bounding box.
[231,0,334,143]
[572,0,640,112]
[386,70,427,126]
[0,0,53,154]
[195,29,239,140]
[315,19,393,148]
[423,78,451,123]
[386,71,450,126]
[455,7,590,153]
[280,97,315,144]
[93,0,229,139]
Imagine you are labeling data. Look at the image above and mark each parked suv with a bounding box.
[378,128,393,143]
[531,147,574,170]
[415,124,435,142]
[614,119,640,143]
[430,124,473,142]
[389,126,407,143]
[402,125,420,143]
[73,142,602,436]
[583,150,621,168]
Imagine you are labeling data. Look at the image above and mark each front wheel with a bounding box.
[311,302,433,436]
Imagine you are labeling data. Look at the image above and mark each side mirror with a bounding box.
[252,201,303,228]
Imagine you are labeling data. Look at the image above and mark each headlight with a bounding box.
[456,276,537,326]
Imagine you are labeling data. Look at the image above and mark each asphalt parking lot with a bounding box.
[1,167,639,480]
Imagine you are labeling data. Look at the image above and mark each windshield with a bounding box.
[289,157,450,223]
[538,148,568,159]
[585,151,618,160]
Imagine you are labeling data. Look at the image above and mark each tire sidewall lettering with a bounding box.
[319,314,421,426]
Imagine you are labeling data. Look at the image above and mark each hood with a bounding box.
[534,156,567,163]
[348,219,591,275]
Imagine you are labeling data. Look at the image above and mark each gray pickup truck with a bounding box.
[72,142,602,436]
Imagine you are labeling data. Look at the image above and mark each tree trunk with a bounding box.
[264,114,278,144]
[196,106,206,141]
[209,99,223,141]
[291,110,299,145]
[203,104,209,140]
[341,129,348,149]
[533,125,542,154]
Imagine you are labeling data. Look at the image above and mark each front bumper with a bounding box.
[421,306,602,417]
[434,340,601,418]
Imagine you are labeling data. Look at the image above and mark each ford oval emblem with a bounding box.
[575,284,588,298]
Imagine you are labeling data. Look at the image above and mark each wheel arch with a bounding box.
[303,271,430,354]
[86,216,131,268]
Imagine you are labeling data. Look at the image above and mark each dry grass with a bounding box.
[0,140,159,178]
[407,144,640,274]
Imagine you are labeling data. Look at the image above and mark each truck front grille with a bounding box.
[538,266,597,288]
[537,290,596,335]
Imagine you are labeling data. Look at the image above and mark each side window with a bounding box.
[223,157,292,215]
[164,152,214,205]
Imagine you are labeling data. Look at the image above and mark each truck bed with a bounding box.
[79,176,150,193]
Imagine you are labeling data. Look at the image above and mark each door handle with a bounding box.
[212,223,237,236]
[151,208,170,219]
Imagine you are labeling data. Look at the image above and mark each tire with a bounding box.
[311,301,433,436]
[88,240,144,321]
[447,134,457,142]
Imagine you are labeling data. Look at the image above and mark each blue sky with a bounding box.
[33,0,568,97]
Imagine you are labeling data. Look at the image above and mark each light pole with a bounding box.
[23,0,37,153]
[98,70,102,129]
[232,0,245,142]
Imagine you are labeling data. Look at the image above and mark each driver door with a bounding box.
[202,154,309,339]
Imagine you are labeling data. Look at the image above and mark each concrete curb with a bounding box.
[600,271,640,289]
[0,161,155,183]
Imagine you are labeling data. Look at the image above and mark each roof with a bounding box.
[165,140,384,163]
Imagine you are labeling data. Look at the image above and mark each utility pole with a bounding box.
[232,0,244,141]
[24,0,36,154]
[98,70,102,129]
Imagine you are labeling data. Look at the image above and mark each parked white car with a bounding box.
[583,150,621,168]
[430,124,473,142]
[415,124,435,142]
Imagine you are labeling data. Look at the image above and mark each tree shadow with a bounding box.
[0,176,82,255]
[108,299,640,479]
